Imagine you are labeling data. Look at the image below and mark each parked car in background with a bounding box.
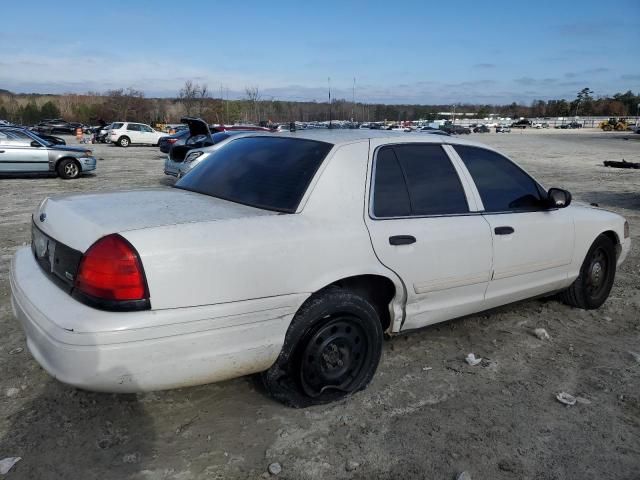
[511,119,532,129]
[168,118,272,162]
[33,119,84,135]
[473,125,490,133]
[567,122,583,129]
[109,122,168,147]
[0,126,95,178]
[158,130,190,153]
[34,132,66,145]
[532,122,549,129]
[443,124,471,135]
[94,124,109,143]
[11,131,629,408]
[164,130,261,177]
[496,125,511,133]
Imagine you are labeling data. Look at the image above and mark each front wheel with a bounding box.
[57,158,81,179]
[561,234,616,309]
[261,288,383,408]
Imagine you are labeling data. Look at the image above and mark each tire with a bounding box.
[261,288,384,408]
[117,136,130,147]
[560,234,616,309]
[57,158,81,180]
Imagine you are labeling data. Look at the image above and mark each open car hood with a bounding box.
[180,117,212,138]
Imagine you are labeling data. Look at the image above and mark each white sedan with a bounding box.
[11,131,630,407]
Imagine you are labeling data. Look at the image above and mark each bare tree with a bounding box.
[244,86,261,123]
[179,80,199,116]
[197,83,209,117]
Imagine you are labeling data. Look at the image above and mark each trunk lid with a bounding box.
[35,188,277,252]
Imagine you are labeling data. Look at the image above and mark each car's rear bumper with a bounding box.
[11,247,303,393]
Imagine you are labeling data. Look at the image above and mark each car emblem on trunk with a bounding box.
[39,213,46,222]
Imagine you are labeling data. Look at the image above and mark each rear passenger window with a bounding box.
[372,144,468,217]
[454,146,544,212]
[127,124,141,131]
[373,148,411,217]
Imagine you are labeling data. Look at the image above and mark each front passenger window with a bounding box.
[454,146,544,213]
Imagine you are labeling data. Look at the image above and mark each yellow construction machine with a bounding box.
[599,118,628,131]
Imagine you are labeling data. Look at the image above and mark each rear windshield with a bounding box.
[175,136,333,213]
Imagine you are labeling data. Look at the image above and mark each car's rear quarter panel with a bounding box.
[122,140,403,313]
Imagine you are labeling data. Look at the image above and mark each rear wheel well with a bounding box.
[321,275,396,331]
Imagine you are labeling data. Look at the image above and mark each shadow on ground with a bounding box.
[578,191,640,212]
[0,378,155,479]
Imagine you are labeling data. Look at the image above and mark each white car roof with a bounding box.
[247,129,490,149]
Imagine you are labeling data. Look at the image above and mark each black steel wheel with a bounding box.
[299,315,373,398]
[261,288,383,408]
[561,234,616,309]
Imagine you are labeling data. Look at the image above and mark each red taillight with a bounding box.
[168,138,178,143]
[75,234,147,301]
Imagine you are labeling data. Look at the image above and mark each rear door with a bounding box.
[451,145,574,305]
[126,123,143,143]
[365,141,493,330]
[0,130,49,172]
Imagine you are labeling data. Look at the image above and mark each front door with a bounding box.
[0,130,49,172]
[451,145,575,306]
[364,141,493,330]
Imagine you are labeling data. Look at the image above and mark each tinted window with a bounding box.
[127,124,141,131]
[395,145,468,215]
[175,137,332,213]
[373,148,411,217]
[112,123,124,129]
[455,146,543,212]
[373,145,468,217]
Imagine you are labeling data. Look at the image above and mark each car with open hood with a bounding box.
[167,117,273,163]
[164,130,269,177]
[11,131,630,407]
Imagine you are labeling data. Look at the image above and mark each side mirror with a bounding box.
[31,140,42,148]
[547,188,572,208]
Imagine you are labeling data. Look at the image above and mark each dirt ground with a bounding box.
[1,129,639,480]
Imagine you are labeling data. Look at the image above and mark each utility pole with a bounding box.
[351,77,356,123]
[220,85,224,124]
[328,77,332,128]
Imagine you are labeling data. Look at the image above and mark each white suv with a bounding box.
[109,122,167,147]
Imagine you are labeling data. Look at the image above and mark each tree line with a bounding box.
[0,85,638,126]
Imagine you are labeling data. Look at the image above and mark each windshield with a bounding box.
[175,136,333,213]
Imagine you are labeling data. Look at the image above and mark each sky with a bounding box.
[1,0,639,105]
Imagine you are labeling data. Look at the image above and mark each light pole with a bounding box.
[328,77,332,128]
